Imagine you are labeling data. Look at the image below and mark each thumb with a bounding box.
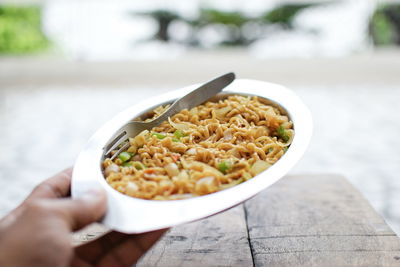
[53,188,107,231]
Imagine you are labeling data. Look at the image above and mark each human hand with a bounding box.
[0,168,166,267]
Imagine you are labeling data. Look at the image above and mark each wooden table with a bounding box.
[75,175,400,266]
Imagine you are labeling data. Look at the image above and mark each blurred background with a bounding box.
[1,0,400,234]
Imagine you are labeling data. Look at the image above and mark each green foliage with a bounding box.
[261,4,315,28]
[144,10,180,22]
[136,3,318,47]
[0,5,49,54]
[197,9,252,46]
[198,9,249,27]
[370,4,400,46]
[371,12,395,45]
[135,10,181,41]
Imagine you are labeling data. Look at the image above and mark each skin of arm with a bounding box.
[0,168,167,267]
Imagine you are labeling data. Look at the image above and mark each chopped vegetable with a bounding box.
[172,138,180,142]
[217,160,232,174]
[134,130,149,147]
[250,160,271,176]
[168,117,190,131]
[174,130,186,139]
[165,163,180,177]
[126,182,139,196]
[223,129,233,141]
[122,162,132,167]
[277,125,290,142]
[132,161,146,170]
[151,132,166,139]
[144,168,156,174]
[186,148,197,155]
[171,153,181,162]
[118,152,132,162]
[176,170,189,180]
[104,163,119,176]
[195,176,218,195]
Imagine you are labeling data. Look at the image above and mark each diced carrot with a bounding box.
[171,153,181,162]
[144,168,156,174]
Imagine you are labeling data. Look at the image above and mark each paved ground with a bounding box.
[1,51,400,235]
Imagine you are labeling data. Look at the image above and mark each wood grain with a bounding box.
[74,174,400,266]
[137,205,253,267]
[244,174,400,266]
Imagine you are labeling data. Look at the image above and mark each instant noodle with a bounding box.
[103,95,293,200]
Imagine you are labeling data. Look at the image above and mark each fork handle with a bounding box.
[147,72,235,127]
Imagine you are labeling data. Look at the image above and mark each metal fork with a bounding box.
[104,72,235,159]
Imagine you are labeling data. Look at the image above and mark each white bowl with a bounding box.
[72,79,312,233]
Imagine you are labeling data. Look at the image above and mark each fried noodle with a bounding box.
[103,95,294,200]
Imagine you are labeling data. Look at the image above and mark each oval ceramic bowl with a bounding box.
[72,79,312,233]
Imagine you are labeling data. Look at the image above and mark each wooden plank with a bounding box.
[74,174,400,266]
[244,174,400,266]
[137,205,253,267]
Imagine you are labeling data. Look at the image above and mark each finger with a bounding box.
[52,188,107,231]
[98,229,167,267]
[3,168,73,230]
[27,168,73,200]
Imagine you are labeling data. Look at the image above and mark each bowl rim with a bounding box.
[71,79,313,233]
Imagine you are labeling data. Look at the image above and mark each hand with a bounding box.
[0,168,166,267]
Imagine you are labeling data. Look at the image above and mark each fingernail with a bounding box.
[81,188,104,203]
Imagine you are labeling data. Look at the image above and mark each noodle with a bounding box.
[103,95,294,200]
